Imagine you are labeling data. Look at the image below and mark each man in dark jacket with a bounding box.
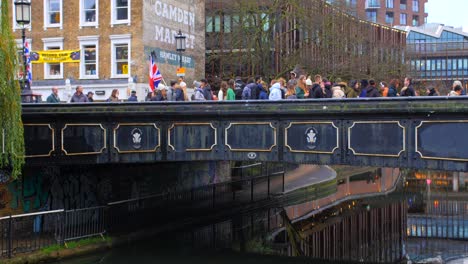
[251,76,263,100]
[366,80,381,97]
[200,79,212,100]
[401,77,415,97]
[128,90,138,101]
[46,87,60,103]
[70,86,89,103]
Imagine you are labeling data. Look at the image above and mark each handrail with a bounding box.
[231,163,262,169]
[10,209,64,219]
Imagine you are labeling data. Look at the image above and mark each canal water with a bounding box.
[53,167,468,264]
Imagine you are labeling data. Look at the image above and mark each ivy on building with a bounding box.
[0,0,25,179]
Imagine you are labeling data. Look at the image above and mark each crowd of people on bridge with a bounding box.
[46,73,467,103]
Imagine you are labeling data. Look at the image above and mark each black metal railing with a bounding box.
[0,166,286,258]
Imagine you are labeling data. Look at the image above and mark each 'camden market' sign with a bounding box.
[30,50,80,64]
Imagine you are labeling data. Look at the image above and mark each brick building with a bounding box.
[354,0,428,27]
[10,0,205,101]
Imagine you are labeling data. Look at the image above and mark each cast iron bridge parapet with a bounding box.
[16,97,468,171]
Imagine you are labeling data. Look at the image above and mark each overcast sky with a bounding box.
[425,0,468,32]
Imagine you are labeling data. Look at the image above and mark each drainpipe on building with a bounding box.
[65,78,72,102]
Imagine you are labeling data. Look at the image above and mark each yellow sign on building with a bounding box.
[30,50,81,63]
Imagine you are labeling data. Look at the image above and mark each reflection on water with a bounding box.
[54,166,468,264]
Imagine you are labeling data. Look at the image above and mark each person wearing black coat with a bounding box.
[366,80,381,97]
[309,83,325,98]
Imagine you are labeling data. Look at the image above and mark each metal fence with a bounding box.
[0,164,286,258]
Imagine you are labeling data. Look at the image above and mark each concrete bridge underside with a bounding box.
[15,97,468,171]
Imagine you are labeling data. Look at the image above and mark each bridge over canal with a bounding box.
[14,97,468,171]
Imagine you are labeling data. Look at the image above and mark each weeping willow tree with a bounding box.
[0,0,25,179]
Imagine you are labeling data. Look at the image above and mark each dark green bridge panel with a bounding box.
[416,121,468,162]
[283,121,341,164]
[348,121,405,157]
[167,122,220,161]
[24,124,54,158]
[285,122,339,154]
[113,123,160,153]
[61,124,106,156]
[224,122,278,162]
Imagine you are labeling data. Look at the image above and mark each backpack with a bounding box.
[359,88,367,98]
[234,81,244,100]
[242,85,251,100]
[247,83,258,100]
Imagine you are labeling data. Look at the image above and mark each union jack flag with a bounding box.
[24,41,32,85]
[149,53,162,91]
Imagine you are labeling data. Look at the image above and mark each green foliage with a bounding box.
[0,0,25,179]
[41,236,109,254]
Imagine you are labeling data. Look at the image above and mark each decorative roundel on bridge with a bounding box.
[131,128,143,150]
[247,152,257,160]
[305,127,318,150]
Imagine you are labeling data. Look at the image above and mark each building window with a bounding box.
[412,15,419,26]
[42,38,64,79]
[80,0,98,27]
[346,0,357,7]
[78,36,99,79]
[44,0,62,29]
[214,16,221,32]
[110,35,131,78]
[412,0,419,12]
[400,0,407,10]
[365,0,380,8]
[366,10,377,23]
[111,0,131,25]
[400,13,407,25]
[386,0,394,8]
[386,12,394,24]
[224,15,231,33]
[206,17,213,32]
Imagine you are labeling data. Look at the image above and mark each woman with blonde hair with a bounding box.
[180,81,189,101]
[295,75,309,99]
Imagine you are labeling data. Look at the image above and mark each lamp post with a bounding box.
[14,0,32,103]
[174,29,186,70]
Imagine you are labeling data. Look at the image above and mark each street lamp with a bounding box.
[14,0,33,103]
[174,29,186,69]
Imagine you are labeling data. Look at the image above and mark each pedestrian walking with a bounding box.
[46,87,60,103]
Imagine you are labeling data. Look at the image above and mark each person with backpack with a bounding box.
[365,79,381,97]
[200,79,213,100]
[234,77,245,100]
[359,79,369,98]
[242,78,256,100]
[388,79,399,97]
